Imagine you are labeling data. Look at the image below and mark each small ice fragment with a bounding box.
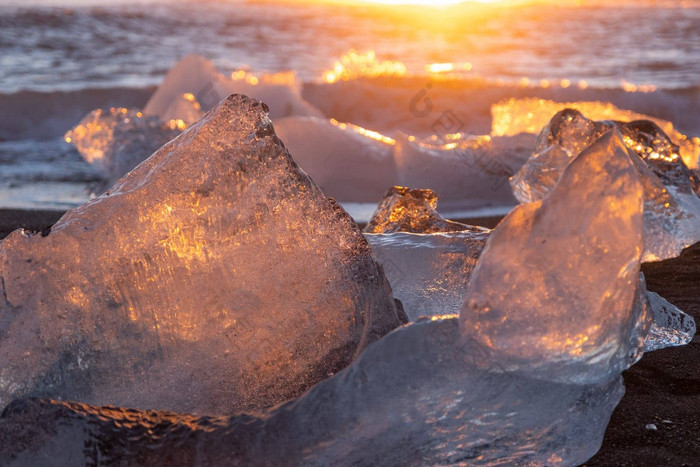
[645,424,658,431]
[644,291,696,351]
[363,186,487,234]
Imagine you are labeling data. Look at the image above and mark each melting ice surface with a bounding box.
[511,109,700,261]
[0,124,655,466]
[0,95,405,415]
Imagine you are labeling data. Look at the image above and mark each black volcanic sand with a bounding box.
[1,209,698,465]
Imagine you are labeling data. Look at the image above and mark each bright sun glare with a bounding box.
[353,0,498,4]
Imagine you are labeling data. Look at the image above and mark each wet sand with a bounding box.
[1,209,698,465]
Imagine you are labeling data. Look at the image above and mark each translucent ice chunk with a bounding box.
[644,291,696,351]
[365,230,488,321]
[367,229,690,354]
[0,127,656,464]
[465,130,650,384]
[64,107,182,188]
[363,186,485,234]
[511,110,700,261]
[491,97,700,170]
[395,132,530,210]
[0,95,404,415]
[0,319,625,467]
[144,54,323,121]
[274,117,397,202]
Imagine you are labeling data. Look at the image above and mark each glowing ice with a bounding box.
[144,54,323,121]
[491,97,699,169]
[511,110,700,261]
[65,107,182,189]
[0,95,405,415]
[465,130,650,383]
[274,117,396,202]
[363,186,481,234]
[0,130,649,465]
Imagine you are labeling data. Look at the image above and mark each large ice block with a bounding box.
[0,95,405,415]
[144,54,323,121]
[511,110,700,261]
[464,130,650,383]
[363,186,484,234]
[0,319,625,467]
[274,117,397,202]
[491,97,700,170]
[65,107,182,189]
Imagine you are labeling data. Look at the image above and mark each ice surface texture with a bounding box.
[0,128,650,465]
[511,109,700,261]
[274,117,397,202]
[65,107,182,190]
[465,130,651,384]
[0,319,624,466]
[363,186,484,234]
[144,54,323,121]
[366,231,488,321]
[492,97,700,170]
[0,95,405,415]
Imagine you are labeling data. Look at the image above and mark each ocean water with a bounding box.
[0,0,698,213]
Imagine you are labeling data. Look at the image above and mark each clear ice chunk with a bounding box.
[0,95,405,415]
[144,54,324,121]
[365,230,488,321]
[363,186,486,234]
[0,319,626,467]
[511,110,700,261]
[0,126,663,464]
[645,291,696,351]
[465,130,651,384]
[491,97,700,170]
[65,107,182,190]
[274,117,397,202]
